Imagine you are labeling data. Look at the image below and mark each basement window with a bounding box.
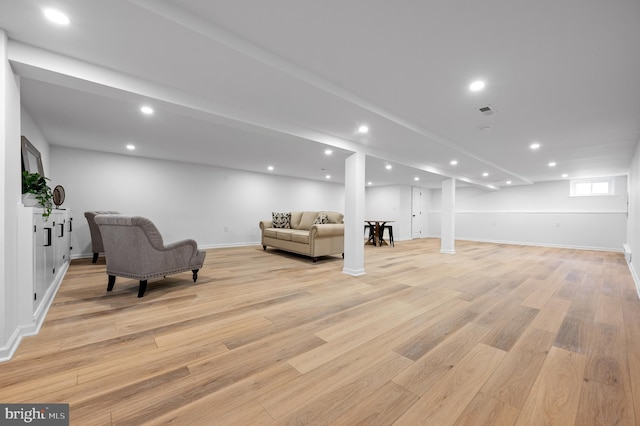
[570,177,615,197]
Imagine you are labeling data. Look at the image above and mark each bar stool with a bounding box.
[364,224,375,245]
[382,225,394,246]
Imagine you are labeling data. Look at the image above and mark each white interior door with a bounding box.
[411,186,422,238]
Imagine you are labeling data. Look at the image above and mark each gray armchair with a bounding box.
[94,214,206,297]
[84,211,120,263]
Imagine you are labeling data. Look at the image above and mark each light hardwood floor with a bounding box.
[1,239,639,425]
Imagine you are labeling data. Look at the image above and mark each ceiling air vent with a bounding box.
[478,105,496,116]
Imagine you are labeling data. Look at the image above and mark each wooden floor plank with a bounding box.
[393,322,490,396]
[515,346,586,425]
[481,326,556,409]
[480,305,539,352]
[575,380,636,425]
[529,296,572,333]
[332,381,418,426]
[453,392,520,426]
[595,293,624,327]
[0,240,636,425]
[271,351,412,425]
[584,322,630,391]
[394,343,507,425]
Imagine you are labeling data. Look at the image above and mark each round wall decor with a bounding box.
[53,185,65,207]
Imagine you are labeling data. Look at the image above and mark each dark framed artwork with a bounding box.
[21,136,44,176]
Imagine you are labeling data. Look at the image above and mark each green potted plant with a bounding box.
[22,171,53,218]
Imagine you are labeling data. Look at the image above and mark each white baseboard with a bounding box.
[343,267,365,276]
[425,236,623,253]
[0,327,25,362]
[0,262,69,363]
[627,260,640,300]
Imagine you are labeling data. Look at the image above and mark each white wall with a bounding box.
[365,185,429,241]
[50,146,345,258]
[627,141,640,292]
[429,178,627,251]
[1,32,24,359]
[21,105,50,176]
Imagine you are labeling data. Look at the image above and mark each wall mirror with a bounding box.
[21,136,44,176]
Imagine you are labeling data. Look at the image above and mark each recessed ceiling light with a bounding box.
[482,172,489,177]
[140,106,154,115]
[548,162,557,167]
[324,149,333,155]
[530,142,541,150]
[358,125,369,134]
[126,144,135,150]
[267,166,274,171]
[414,177,420,181]
[385,164,392,170]
[367,181,372,186]
[469,80,485,92]
[562,173,569,178]
[506,180,512,185]
[450,160,458,166]
[43,8,70,25]
[325,174,331,179]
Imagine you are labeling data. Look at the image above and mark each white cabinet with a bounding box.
[19,207,72,322]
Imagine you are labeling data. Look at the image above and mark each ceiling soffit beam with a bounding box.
[9,41,368,152]
[128,0,531,187]
[9,42,498,191]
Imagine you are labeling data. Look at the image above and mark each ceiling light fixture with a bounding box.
[482,172,489,177]
[367,182,372,186]
[325,174,331,179]
[506,180,512,185]
[43,8,70,25]
[267,166,274,171]
[358,125,369,134]
[324,149,333,155]
[414,177,420,181]
[385,164,392,170]
[450,160,458,166]
[126,144,135,150]
[562,173,569,178]
[530,142,541,150]
[548,162,557,167]
[140,106,154,115]
[469,80,485,92]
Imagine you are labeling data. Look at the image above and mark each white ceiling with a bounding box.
[2,0,639,189]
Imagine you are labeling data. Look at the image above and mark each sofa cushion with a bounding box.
[264,228,278,238]
[291,230,310,244]
[322,211,344,224]
[314,213,329,224]
[298,211,319,230]
[276,230,293,241]
[290,211,304,229]
[272,212,291,229]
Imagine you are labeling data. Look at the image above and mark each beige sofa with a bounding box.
[259,211,344,262]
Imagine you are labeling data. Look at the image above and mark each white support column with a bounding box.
[441,178,456,254]
[343,151,365,276]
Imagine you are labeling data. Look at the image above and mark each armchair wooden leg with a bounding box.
[107,275,116,291]
[263,245,267,250]
[92,252,99,263]
[192,269,199,282]
[138,280,147,298]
